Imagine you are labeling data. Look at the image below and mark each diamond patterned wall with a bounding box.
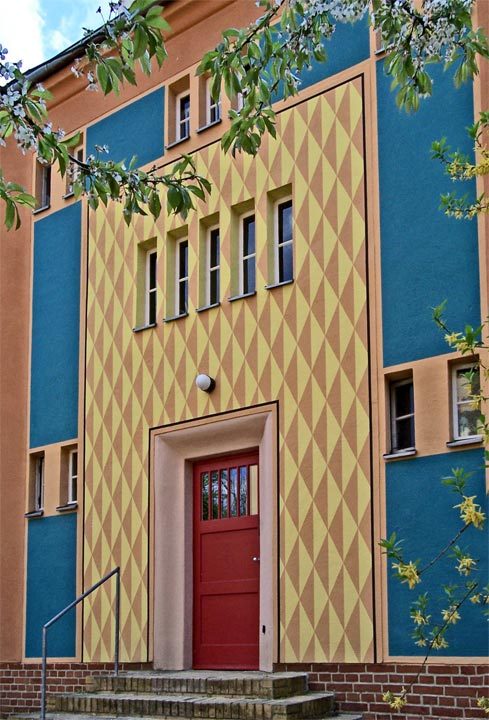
[83,76,373,663]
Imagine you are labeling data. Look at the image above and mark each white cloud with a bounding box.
[1,0,45,72]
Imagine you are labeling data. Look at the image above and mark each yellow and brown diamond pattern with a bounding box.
[83,76,373,663]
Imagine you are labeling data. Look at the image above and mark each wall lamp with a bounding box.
[195,373,216,393]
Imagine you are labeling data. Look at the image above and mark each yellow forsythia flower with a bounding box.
[392,561,421,589]
[412,610,430,625]
[477,696,489,715]
[455,496,486,529]
[431,636,449,649]
[457,556,476,575]
[470,594,481,604]
[441,606,461,624]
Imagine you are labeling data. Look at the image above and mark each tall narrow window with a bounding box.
[146,249,157,325]
[390,378,415,452]
[34,455,44,511]
[206,77,221,125]
[35,160,51,210]
[176,92,190,141]
[65,146,84,197]
[68,450,78,504]
[275,198,293,284]
[206,227,220,306]
[452,364,480,439]
[240,213,256,295]
[176,238,189,315]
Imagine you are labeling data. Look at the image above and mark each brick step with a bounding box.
[87,672,308,699]
[49,691,335,720]
[14,714,363,720]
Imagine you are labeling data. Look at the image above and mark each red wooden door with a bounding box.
[193,452,260,669]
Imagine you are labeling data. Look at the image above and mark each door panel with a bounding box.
[193,452,259,669]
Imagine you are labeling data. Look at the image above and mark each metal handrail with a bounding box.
[40,566,120,720]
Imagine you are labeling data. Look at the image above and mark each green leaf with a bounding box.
[133,26,148,59]
[145,14,170,30]
[96,63,111,95]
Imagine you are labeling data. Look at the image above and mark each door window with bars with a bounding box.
[200,461,258,521]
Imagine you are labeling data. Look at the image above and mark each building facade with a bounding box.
[0,1,488,718]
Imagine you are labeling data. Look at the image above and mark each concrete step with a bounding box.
[87,672,308,699]
[49,691,335,720]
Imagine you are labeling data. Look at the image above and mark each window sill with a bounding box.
[446,435,483,448]
[196,302,220,314]
[164,312,189,323]
[56,502,78,512]
[265,278,294,290]
[383,448,417,461]
[32,205,50,215]
[196,118,222,134]
[62,191,75,200]
[25,509,44,518]
[166,135,190,150]
[228,291,257,303]
[133,322,157,333]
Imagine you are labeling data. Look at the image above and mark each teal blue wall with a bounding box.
[87,88,164,165]
[377,63,480,367]
[30,203,81,448]
[25,514,77,657]
[386,449,488,657]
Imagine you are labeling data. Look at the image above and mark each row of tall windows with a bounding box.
[140,196,293,328]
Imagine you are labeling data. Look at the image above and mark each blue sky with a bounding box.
[2,0,118,72]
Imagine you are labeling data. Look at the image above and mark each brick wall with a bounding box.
[277,662,489,720]
[0,662,151,717]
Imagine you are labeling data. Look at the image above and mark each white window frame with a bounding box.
[205,226,220,306]
[68,449,78,504]
[65,146,84,197]
[274,196,293,284]
[452,363,481,440]
[206,77,221,126]
[239,211,256,296]
[36,160,51,210]
[175,238,189,316]
[145,249,157,325]
[176,91,190,141]
[34,455,44,511]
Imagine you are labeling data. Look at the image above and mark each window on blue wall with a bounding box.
[28,453,45,513]
[34,160,51,211]
[452,364,481,440]
[390,378,415,452]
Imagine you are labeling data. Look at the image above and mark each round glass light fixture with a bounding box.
[195,373,216,393]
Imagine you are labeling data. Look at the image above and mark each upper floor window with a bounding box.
[452,364,480,440]
[176,238,189,315]
[239,213,256,295]
[274,197,293,284]
[65,145,84,197]
[68,449,78,504]
[206,227,220,306]
[206,77,221,125]
[389,378,415,453]
[35,160,51,211]
[176,92,190,142]
[146,249,157,325]
[27,453,45,514]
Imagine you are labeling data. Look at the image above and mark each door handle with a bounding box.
[252,556,260,562]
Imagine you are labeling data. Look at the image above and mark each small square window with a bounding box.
[239,213,256,295]
[275,197,293,284]
[176,238,189,315]
[204,226,220,306]
[452,364,480,440]
[390,378,415,453]
[35,160,51,211]
[176,92,190,142]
